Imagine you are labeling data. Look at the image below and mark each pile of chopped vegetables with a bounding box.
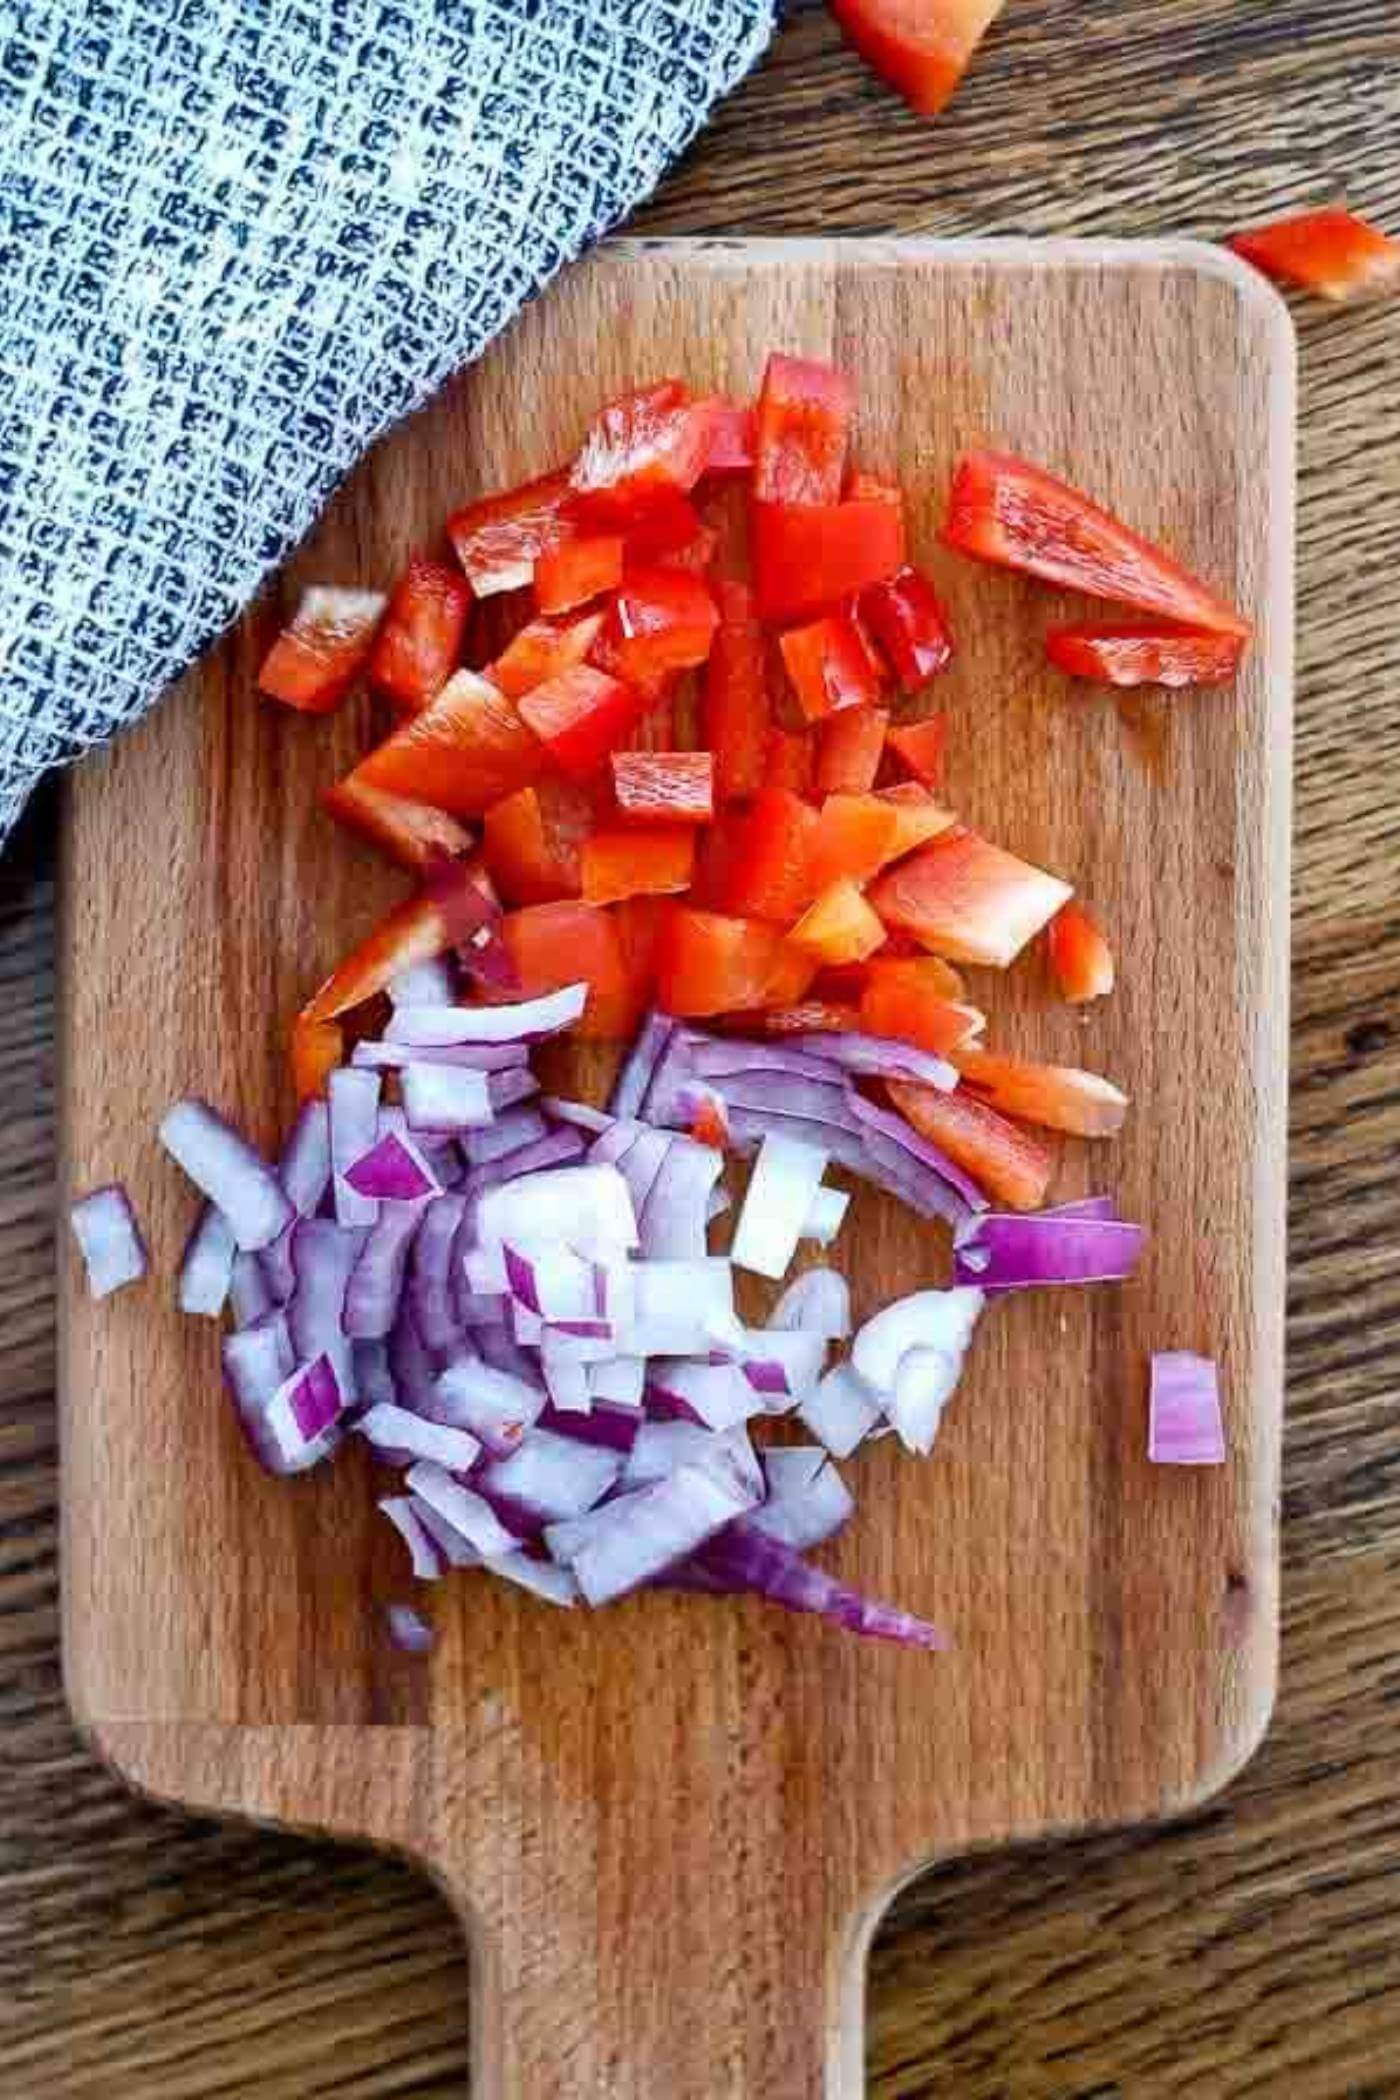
[71,348,1249,1652]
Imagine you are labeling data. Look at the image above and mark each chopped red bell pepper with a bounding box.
[518,665,645,779]
[688,810,746,911]
[291,1014,345,1102]
[868,826,1072,968]
[943,450,1251,638]
[1228,208,1400,303]
[321,776,475,874]
[258,586,386,714]
[610,749,714,825]
[612,892,666,1011]
[861,566,954,688]
[447,470,569,596]
[488,609,606,700]
[501,901,638,1038]
[304,884,469,1028]
[367,557,472,713]
[763,940,820,1008]
[859,966,984,1055]
[533,533,625,615]
[807,791,900,890]
[568,381,718,527]
[689,1096,731,1149]
[352,670,544,817]
[779,611,885,722]
[1045,623,1246,689]
[844,469,904,508]
[591,567,719,693]
[752,353,854,506]
[876,781,958,860]
[482,775,601,905]
[618,491,709,567]
[887,1078,1054,1213]
[766,727,814,797]
[887,714,947,786]
[862,950,967,1003]
[815,704,889,794]
[581,824,696,906]
[1047,901,1115,1005]
[789,878,888,966]
[753,497,905,621]
[655,907,812,1018]
[702,400,755,475]
[702,581,772,801]
[721,787,819,924]
[829,0,1007,118]
[952,1045,1128,1138]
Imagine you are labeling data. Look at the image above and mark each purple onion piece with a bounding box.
[848,1092,987,1215]
[638,1134,722,1261]
[329,1069,382,1227]
[686,1521,948,1648]
[353,1039,528,1072]
[1149,1352,1225,1465]
[783,1031,958,1092]
[344,1204,424,1340]
[609,1008,674,1120]
[379,1496,446,1581]
[462,1125,587,1197]
[566,1446,761,1606]
[160,1100,292,1251]
[178,1202,236,1317]
[385,1602,436,1653]
[386,982,587,1046]
[952,1214,1146,1293]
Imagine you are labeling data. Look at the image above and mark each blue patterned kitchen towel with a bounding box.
[0,0,774,842]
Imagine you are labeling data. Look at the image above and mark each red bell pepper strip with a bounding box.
[952,1045,1128,1139]
[887,1078,1054,1213]
[807,791,901,890]
[943,450,1251,638]
[862,951,967,1003]
[447,470,569,596]
[618,491,709,567]
[518,665,645,780]
[352,670,544,817]
[753,497,905,621]
[655,907,812,1018]
[763,940,820,1009]
[702,400,755,474]
[876,781,957,860]
[887,714,947,786]
[859,967,984,1055]
[1047,901,1115,1005]
[291,1014,345,1102]
[687,811,747,912]
[766,727,814,797]
[815,705,888,794]
[591,567,719,693]
[868,826,1072,968]
[1228,208,1400,303]
[489,609,606,700]
[721,787,819,925]
[702,580,772,801]
[1045,623,1246,689]
[861,566,954,689]
[321,776,475,875]
[612,893,666,1011]
[828,0,1007,118]
[258,586,386,714]
[610,749,714,825]
[689,1096,731,1149]
[482,775,603,906]
[745,999,863,1037]
[581,824,696,906]
[789,878,888,966]
[752,353,854,506]
[568,381,718,527]
[779,611,885,722]
[501,901,638,1039]
[533,533,625,615]
[368,557,472,713]
[302,878,478,1034]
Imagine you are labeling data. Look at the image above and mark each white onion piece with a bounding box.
[386,1602,435,1653]
[431,1356,544,1456]
[614,1126,674,1214]
[479,1430,622,1521]
[623,1421,761,1495]
[329,1069,381,1226]
[731,1326,827,1405]
[409,1194,468,1353]
[544,1488,653,1566]
[475,1163,637,1256]
[631,1258,739,1356]
[263,1354,345,1471]
[358,1401,480,1472]
[504,1244,595,1321]
[542,1349,590,1413]
[485,1552,579,1607]
[647,1360,757,1432]
[888,1348,964,1456]
[801,1184,849,1247]
[353,1038,527,1072]
[378,1495,445,1580]
[588,1356,645,1408]
[768,1267,851,1341]
[852,1288,984,1396]
[462,1106,547,1164]
[541,1096,614,1136]
[409,1493,481,1567]
[609,1009,674,1120]
[389,957,456,1008]
[540,1323,616,1364]
[279,1101,333,1216]
[488,1066,543,1113]
[387,982,587,1045]
[344,1203,423,1340]
[287,1219,366,1396]
[750,1448,855,1552]
[570,1448,761,1606]
[229,1249,274,1328]
[160,1100,292,1251]
[798,1363,883,1459]
[178,1203,236,1317]
[639,1134,723,1261]
[405,1460,520,1558]
[402,1062,493,1132]
[222,1314,294,1407]
[730,1133,829,1281]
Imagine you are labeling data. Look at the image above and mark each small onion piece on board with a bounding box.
[160,1100,292,1250]
[768,1267,852,1341]
[358,1402,481,1473]
[686,1521,947,1649]
[386,1602,436,1653]
[568,1446,761,1607]
[798,1362,883,1458]
[69,1185,148,1300]
[402,1062,494,1132]
[801,1184,849,1247]
[1149,1351,1225,1465]
[486,1552,579,1607]
[730,1132,830,1280]
[953,1212,1145,1291]
[610,1009,675,1120]
[329,1069,382,1226]
[344,1128,442,1203]
[851,1287,984,1396]
[387,982,588,1046]
[748,1447,855,1552]
[378,1496,446,1581]
[178,1203,237,1317]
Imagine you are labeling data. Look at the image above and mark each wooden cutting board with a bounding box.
[58,238,1294,2098]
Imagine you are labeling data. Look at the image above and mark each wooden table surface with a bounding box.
[3,3,1397,2092]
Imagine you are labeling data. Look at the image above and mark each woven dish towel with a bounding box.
[0,0,774,846]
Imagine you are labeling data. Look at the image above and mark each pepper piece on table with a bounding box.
[1227,208,1400,303]
[721,788,820,925]
[815,705,888,794]
[702,580,772,802]
[568,381,718,527]
[887,715,947,787]
[482,778,601,906]
[518,666,645,780]
[581,825,696,906]
[592,567,719,694]
[1047,902,1115,1004]
[655,907,814,1018]
[859,965,984,1055]
[533,533,625,615]
[753,497,905,621]
[952,1045,1128,1138]
[886,1077,1055,1212]
[789,878,888,966]
[501,901,639,1038]
[488,610,607,700]
[1046,623,1246,689]
[447,470,569,596]
[321,776,475,874]
[780,611,885,721]
[861,567,954,688]
[752,352,854,506]
[828,0,1007,118]
[869,826,1072,968]
[258,586,386,714]
[349,670,545,817]
[368,557,472,713]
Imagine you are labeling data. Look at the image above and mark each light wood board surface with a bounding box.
[55,237,1292,2097]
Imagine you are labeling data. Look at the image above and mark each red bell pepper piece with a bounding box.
[943,450,1251,638]
[752,353,854,505]
[815,704,888,794]
[619,491,710,567]
[591,567,719,693]
[763,940,819,1009]
[533,533,625,615]
[352,670,544,817]
[886,1078,1054,1213]
[368,557,471,713]
[655,907,811,1018]
[518,665,645,779]
[581,824,696,906]
[447,470,569,596]
[612,893,666,1011]
[258,586,386,714]
[482,774,601,906]
[1047,901,1115,1005]
[702,580,772,801]
[753,497,905,621]
[765,726,815,797]
[702,400,755,474]
[610,750,714,825]
[829,0,1007,118]
[887,714,947,786]
[779,611,885,722]
[806,791,901,890]
[501,901,638,1039]
[952,1045,1129,1138]
[861,567,954,689]
[688,811,747,912]
[877,781,957,860]
[722,787,819,925]
[746,999,863,1037]
[302,867,492,1031]
[689,1096,731,1150]
[1045,623,1246,689]
[1228,208,1400,303]
[489,609,606,700]
[844,470,904,508]
[321,776,475,875]
[859,966,984,1055]
[789,878,888,966]
[862,951,967,1003]
[868,826,1072,968]
[568,381,718,527]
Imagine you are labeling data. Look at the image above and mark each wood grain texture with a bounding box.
[55,237,1292,2099]
[3,3,1398,2094]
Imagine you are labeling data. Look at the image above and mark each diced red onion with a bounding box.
[385,1602,435,1654]
[388,1310,439,1409]
[329,1069,382,1226]
[221,1315,296,1474]
[343,1204,426,1339]
[353,1339,397,1406]
[730,1326,827,1404]
[475,1322,540,1381]
[750,1447,855,1552]
[462,1124,586,1195]
[462,1106,547,1164]
[785,1031,957,1092]
[688,1040,847,1085]
[685,1522,948,1648]
[888,1347,964,1456]
[646,1360,757,1431]
[801,1184,849,1247]
[544,1488,653,1567]
[731,1132,829,1281]
[259,1226,297,1306]
[160,1100,293,1251]
[852,1287,984,1398]
[178,1202,236,1317]
[503,1244,596,1321]
[479,1429,622,1521]
[402,1193,466,1354]
[378,1496,446,1580]
[639,1134,722,1260]
[287,1217,366,1394]
[769,1267,851,1341]
[631,1258,739,1356]
[952,1214,1146,1292]
[588,1357,646,1410]
[588,1118,645,1168]
[540,1397,642,1451]
[353,1038,527,1072]
[431,1355,544,1455]
[401,1062,493,1133]
[486,1552,579,1607]
[614,1126,674,1215]
[568,1446,762,1606]
[704,1069,853,1127]
[409,1493,481,1568]
[229,1249,274,1328]
[357,1401,481,1472]
[406,1459,521,1558]
[542,1348,589,1413]
[541,1096,614,1137]
[279,1101,333,1216]
[623,1421,761,1495]
[707,1185,731,1223]
[488,1065,542,1111]
[387,982,587,1046]
[798,1362,883,1458]
[609,1008,675,1119]
[263,1353,345,1471]
[1149,1352,1225,1465]
[344,1127,441,1203]
[476,1162,637,1256]
[389,957,457,1008]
